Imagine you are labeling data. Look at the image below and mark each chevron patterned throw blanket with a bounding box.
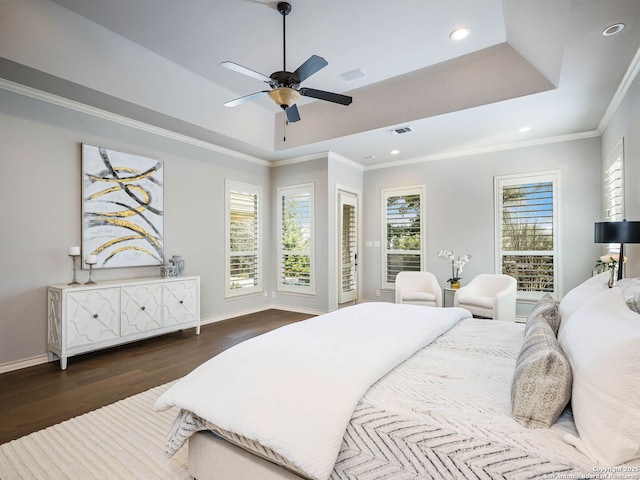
[330,319,604,479]
[155,303,470,480]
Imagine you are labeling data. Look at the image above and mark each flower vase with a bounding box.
[608,268,615,288]
[450,281,460,289]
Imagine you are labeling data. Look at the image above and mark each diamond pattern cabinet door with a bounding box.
[163,279,198,327]
[47,289,62,351]
[66,288,120,348]
[121,283,163,336]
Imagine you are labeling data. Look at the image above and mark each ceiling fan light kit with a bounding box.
[268,87,300,108]
[221,1,352,124]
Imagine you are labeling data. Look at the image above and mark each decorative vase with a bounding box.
[161,264,177,278]
[450,281,460,289]
[171,255,185,277]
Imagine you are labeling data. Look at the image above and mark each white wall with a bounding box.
[601,67,640,277]
[2,78,629,368]
[0,88,273,368]
[361,138,603,307]
[327,153,364,311]
[271,158,330,313]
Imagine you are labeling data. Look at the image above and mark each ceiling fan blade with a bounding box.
[220,61,271,83]
[224,91,269,107]
[299,87,352,106]
[293,55,328,83]
[285,103,301,123]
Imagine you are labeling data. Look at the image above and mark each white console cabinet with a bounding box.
[47,276,200,370]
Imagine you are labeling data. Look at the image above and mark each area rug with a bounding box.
[0,382,190,480]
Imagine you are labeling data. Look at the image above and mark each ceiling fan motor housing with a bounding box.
[277,2,291,16]
[270,71,300,89]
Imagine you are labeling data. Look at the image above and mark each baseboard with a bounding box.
[0,354,49,374]
[199,305,273,326]
[268,304,327,316]
[1,304,324,373]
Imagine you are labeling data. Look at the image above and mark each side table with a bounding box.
[443,287,458,307]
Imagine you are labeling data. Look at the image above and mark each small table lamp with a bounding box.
[594,220,640,281]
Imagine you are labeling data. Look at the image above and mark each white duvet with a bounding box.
[154,302,470,480]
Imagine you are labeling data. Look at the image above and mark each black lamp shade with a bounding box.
[594,221,640,244]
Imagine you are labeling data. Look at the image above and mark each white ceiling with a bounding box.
[3,0,640,166]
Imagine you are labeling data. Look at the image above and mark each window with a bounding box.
[278,184,314,294]
[381,186,424,289]
[225,180,261,297]
[495,171,560,297]
[602,139,624,258]
[604,146,623,222]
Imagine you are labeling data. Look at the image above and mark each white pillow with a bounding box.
[558,271,609,334]
[558,287,640,466]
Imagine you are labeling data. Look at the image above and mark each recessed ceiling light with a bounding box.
[390,149,400,155]
[450,28,470,41]
[603,23,624,36]
[518,126,531,133]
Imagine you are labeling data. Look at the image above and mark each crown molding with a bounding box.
[328,151,365,171]
[0,78,271,167]
[364,130,600,171]
[598,44,640,133]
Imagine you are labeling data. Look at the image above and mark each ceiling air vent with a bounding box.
[388,126,413,135]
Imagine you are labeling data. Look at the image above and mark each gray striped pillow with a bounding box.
[511,318,572,428]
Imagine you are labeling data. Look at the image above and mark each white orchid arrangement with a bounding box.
[438,249,471,284]
[595,254,625,271]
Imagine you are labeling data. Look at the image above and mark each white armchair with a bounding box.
[395,271,443,307]
[453,274,517,320]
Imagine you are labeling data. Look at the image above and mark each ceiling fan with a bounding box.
[221,1,352,123]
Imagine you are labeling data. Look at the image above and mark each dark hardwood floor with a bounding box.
[0,309,312,445]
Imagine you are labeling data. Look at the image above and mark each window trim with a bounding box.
[494,170,562,299]
[381,185,425,290]
[225,180,262,298]
[277,183,315,295]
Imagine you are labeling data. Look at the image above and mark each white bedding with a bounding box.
[154,302,471,480]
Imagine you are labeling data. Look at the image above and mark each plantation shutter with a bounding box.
[339,192,357,303]
[279,184,314,293]
[496,172,559,296]
[604,158,623,221]
[382,186,424,289]
[602,141,624,222]
[226,182,261,297]
[603,140,624,257]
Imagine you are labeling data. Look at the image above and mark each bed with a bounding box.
[155,276,640,480]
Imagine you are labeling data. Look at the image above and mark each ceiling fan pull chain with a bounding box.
[283,114,287,142]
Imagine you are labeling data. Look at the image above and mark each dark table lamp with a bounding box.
[594,219,640,280]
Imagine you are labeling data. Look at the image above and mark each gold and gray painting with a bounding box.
[82,144,164,268]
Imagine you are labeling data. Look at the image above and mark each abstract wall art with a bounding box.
[82,144,164,269]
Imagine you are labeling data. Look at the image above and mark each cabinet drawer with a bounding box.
[66,288,120,348]
[121,283,164,336]
[163,279,198,326]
